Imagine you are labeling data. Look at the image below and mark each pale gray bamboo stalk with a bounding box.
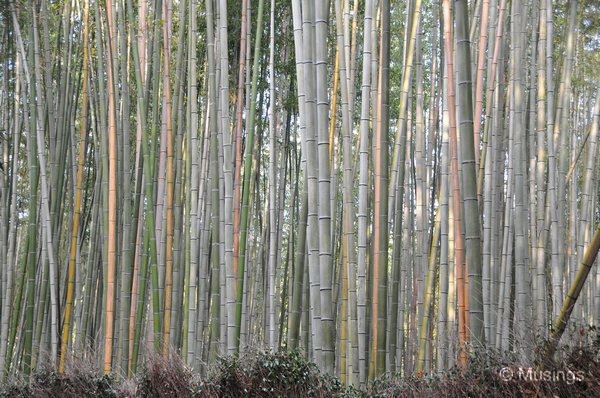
[534,0,548,334]
[206,0,222,360]
[510,0,533,357]
[186,0,200,367]
[0,52,22,372]
[197,106,212,366]
[32,7,59,364]
[446,167,456,370]
[293,0,323,368]
[414,27,427,346]
[267,0,277,350]
[568,114,580,324]
[402,152,415,374]
[313,0,334,374]
[554,1,578,292]
[274,112,290,350]
[437,73,450,372]
[496,210,513,352]
[489,56,507,348]
[334,0,358,383]
[545,0,562,320]
[213,0,235,356]
[356,0,373,385]
[527,3,539,304]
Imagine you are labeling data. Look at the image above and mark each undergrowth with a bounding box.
[1,339,598,397]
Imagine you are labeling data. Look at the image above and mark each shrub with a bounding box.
[136,351,193,398]
[365,342,600,397]
[197,349,349,397]
[0,362,116,398]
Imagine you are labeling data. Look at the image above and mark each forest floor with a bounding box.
[1,334,599,397]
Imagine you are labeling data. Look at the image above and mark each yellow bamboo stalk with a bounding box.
[59,0,89,374]
[104,0,118,375]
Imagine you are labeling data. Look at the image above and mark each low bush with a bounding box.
[197,349,350,397]
[1,359,116,398]
[366,341,600,397]
[136,351,194,398]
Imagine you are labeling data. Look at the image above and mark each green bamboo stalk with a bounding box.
[236,0,265,350]
[183,0,200,366]
[22,23,39,375]
[455,0,485,347]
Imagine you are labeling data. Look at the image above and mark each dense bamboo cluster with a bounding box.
[0,0,598,386]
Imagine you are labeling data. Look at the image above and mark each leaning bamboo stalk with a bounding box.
[236,0,265,350]
[388,0,422,220]
[32,3,59,366]
[388,0,420,372]
[547,225,600,358]
[126,0,162,371]
[416,201,441,373]
[473,0,490,168]
[17,19,39,374]
[59,0,90,373]
[476,0,506,196]
[232,0,248,286]
[1,13,25,376]
[204,0,222,362]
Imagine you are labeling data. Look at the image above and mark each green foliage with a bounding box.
[199,349,349,397]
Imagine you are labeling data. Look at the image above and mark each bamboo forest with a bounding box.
[0,0,599,395]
